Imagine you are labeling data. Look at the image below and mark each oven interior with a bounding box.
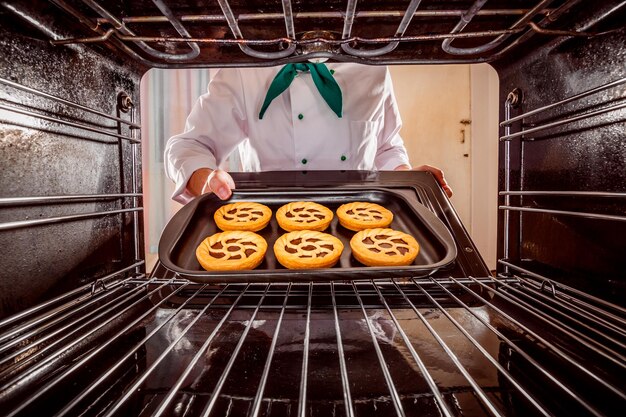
[0,1,625,416]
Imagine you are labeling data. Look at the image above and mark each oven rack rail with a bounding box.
[1,276,624,416]
[0,77,140,142]
[499,75,626,288]
[0,76,144,273]
[38,0,622,66]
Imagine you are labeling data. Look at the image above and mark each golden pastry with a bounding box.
[196,231,267,271]
[274,230,344,269]
[336,202,393,231]
[214,202,272,232]
[276,201,333,231]
[350,228,419,267]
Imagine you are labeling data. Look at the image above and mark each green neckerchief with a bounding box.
[259,63,342,119]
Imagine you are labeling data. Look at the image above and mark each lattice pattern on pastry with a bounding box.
[337,202,393,231]
[276,201,333,231]
[214,202,272,231]
[196,230,267,270]
[274,230,343,269]
[350,228,419,267]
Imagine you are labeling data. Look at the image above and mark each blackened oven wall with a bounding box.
[493,3,626,304]
[0,2,146,319]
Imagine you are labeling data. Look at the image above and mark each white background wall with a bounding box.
[390,64,499,271]
[389,65,472,227]
[470,64,500,272]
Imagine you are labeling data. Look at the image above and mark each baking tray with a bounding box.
[158,187,457,283]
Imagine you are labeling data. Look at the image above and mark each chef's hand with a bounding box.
[187,168,236,200]
[395,164,453,198]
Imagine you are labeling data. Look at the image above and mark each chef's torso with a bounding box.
[230,64,391,172]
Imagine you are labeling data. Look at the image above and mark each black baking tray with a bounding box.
[158,186,457,283]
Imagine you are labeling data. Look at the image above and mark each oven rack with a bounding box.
[38,0,619,66]
[498,75,626,302]
[0,76,144,277]
[1,276,624,416]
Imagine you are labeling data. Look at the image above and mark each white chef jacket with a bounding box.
[164,63,410,203]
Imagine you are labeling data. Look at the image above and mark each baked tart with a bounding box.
[336,202,393,231]
[214,202,272,232]
[274,230,344,269]
[276,201,333,231]
[196,231,267,271]
[350,228,419,267]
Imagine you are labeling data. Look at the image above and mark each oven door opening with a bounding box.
[1,1,625,416]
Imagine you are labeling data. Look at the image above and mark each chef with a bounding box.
[165,63,453,204]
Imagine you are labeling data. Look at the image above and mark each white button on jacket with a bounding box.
[164,63,410,203]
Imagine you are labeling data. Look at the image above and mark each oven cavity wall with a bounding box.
[492,2,626,304]
[0,2,147,319]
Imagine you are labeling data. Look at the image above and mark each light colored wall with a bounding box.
[469,64,499,271]
[389,64,498,271]
[390,65,472,229]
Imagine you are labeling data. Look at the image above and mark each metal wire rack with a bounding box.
[0,74,144,312]
[0,76,142,212]
[0,276,624,416]
[2,3,625,416]
[499,75,626,301]
[37,0,616,66]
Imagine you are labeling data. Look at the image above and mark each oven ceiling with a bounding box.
[3,0,605,68]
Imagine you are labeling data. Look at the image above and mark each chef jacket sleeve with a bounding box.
[374,68,411,170]
[164,69,248,203]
